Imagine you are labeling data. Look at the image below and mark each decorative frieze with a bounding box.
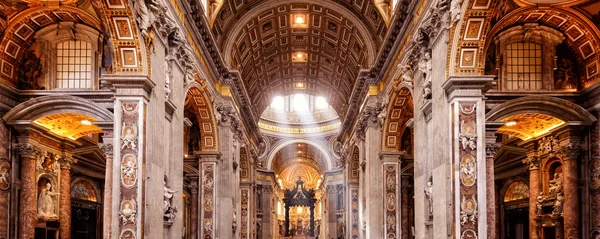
[201,163,216,239]
[118,101,144,239]
[384,164,399,239]
[457,102,479,238]
[240,189,249,239]
[538,135,560,155]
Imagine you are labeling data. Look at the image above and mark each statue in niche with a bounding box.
[163,179,177,223]
[552,192,564,216]
[418,52,433,100]
[424,181,433,219]
[536,192,545,216]
[37,180,59,220]
[17,49,44,90]
[548,172,563,197]
[232,211,237,232]
[133,0,151,39]
[101,37,115,74]
[554,58,577,90]
[188,116,200,154]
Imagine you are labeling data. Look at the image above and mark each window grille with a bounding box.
[505,42,543,90]
[56,40,93,89]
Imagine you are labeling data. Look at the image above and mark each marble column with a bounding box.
[561,144,580,239]
[196,152,220,239]
[356,96,385,239]
[190,177,199,239]
[59,157,72,239]
[17,144,41,239]
[0,122,10,239]
[380,153,402,239]
[214,103,240,239]
[443,76,494,239]
[99,139,113,239]
[524,155,541,239]
[401,176,410,239]
[485,131,500,239]
[591,111,600,237]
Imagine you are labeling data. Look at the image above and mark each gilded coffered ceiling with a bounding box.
[213,0,386,119]
[272,143,327,173]
[497,113,565,140]
[34,113,103,139]
[277,163,322,189]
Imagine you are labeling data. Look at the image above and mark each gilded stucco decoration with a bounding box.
[34,113,103,140]
[201,163,216,239]
[457,103,479,238]
[0,5,101,87]
[497,113,565,140]
[452,0,600,89]
[383,87,413,152]
[118,101,143,239]
[186,87,218,151]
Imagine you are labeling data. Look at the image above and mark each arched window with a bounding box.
[493,24,564,91]
[56,40,93,89]
[71,180,98,202]
[33,22,101,90]
[503,181,529,202]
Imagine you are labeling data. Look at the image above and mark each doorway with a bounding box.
[504,207,529,239]
[71,202,99,239]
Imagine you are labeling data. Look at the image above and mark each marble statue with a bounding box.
[134,0,151,39]
[232,211,237,232]
[164,181,177,222]
[37,182,59,219]
[164,61,172,100]
[552,192,564,216]
[424,181,433,217]
[536,192,545,216]
[419,52,433,100]
[549,172,563,197]
[450,0,463,26]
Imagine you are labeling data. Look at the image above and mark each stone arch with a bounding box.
[220,0,379,67]
[70,176,102,203]
[2,95,113,124]
[0,6,101,87]
[266,139,334,171]
[185,86,218,151]
[449,2,600,87]
[382,86,413,152]
[500,177,529,203]
[485,96,596,124]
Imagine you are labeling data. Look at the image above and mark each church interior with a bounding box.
[0,0,600,238]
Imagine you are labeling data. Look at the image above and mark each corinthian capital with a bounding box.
[99,143,114,158]
[58,156,74,170]
[485,143,500,158]
[216,105,240,127]
[560,143,581,160]
[522,156,540,170]
[17,143,42,159]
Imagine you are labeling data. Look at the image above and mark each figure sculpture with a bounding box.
[424,181,434,217]
[164,181,177,222]
[38,181,59,219]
